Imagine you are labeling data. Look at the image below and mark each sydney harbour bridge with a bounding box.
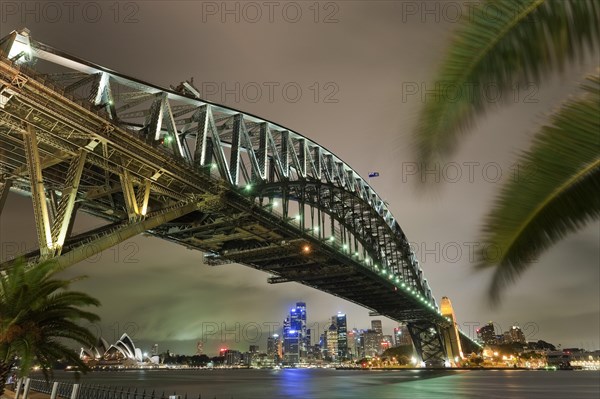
[0,29,479,367]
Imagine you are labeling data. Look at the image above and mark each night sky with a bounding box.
[1,1,598,355]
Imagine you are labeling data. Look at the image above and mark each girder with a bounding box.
[23,123,53,257]
[50,149,87,254]
[0,179,12,216]
[408,321,448,368]
[0,29,482,364]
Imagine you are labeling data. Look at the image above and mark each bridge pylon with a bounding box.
[439,296,464,367]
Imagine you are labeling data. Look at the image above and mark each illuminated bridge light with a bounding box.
[211,163,218,169]
[272,200,279,207]
[328,236,335,241]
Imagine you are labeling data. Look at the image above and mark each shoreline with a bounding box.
[56,366,582,372]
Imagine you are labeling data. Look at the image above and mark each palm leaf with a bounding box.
[477,73,600,303]
[0,258,100,381]
[414,0,600,164]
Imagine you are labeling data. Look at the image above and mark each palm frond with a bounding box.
[0,258,100,378]
[414,0,600,164]
[477,73,600,303]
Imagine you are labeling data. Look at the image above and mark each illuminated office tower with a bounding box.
[336,312,348,359]
[283,302,308,363]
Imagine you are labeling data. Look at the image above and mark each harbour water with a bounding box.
[42,369,600,399]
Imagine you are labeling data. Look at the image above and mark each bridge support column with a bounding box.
[0,178,12,217]
[407,321,448,368]
[51,150,87,255]
[23,124,53,258]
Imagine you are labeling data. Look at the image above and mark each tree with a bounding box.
[0,259,100,394]
[412,0,599,301]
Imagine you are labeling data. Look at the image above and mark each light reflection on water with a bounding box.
[42,369,600,399]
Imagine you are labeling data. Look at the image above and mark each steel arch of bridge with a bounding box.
[0,30,478,366]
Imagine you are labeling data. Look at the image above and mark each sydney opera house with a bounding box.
[80,333,159,368]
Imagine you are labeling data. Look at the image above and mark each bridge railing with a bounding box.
[18,377,207,399]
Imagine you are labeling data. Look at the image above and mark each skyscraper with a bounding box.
[347,328,358,360]
[371,320,383,335]
[503,326,526,344]
[336,313,348,360]
[362,329,381,357]
[370,320,384,354]
[326,322,338,361]
[267,334,280,360]
[477,322,497,345]
[283,302,308,364]
[394,324,412,346]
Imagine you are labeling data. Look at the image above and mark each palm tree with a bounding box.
[0,259,100,394]
[413,0,599,301]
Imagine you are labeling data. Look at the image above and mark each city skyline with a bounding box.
[0,1,598,357]
[107,301,571,357]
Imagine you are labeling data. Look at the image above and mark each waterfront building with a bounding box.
[308,344,322,361]
[326,323,338,361]
[477,322,497,345]
[347,329,358,360]
[569,350,600,370]
[250,353,276,368]
[382,335,393,352]
[80,334,158,367]
[362,329,381,357]
[295,302,309,357]
[394,324,412,346]
[283,302,308,364]
[319,332,328,359]
[224,349,242,366]
[371,320,383,335]
[267,334,280,361]
[503,326,526,344]
[336,313,348,360]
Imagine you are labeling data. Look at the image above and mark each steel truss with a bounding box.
[0,29,480,364]
[407,322,448,368]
